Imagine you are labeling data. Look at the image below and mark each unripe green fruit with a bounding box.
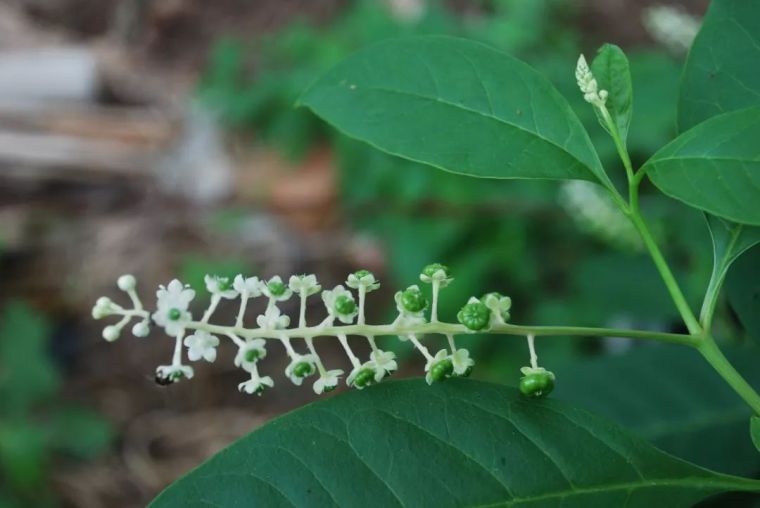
[519,372,554,398]
[268,281,286,296]
[218,277,233,291]
[400,288,427,313]
[457,302,491,331]
[244,349,260,362]
[460,366,474,378]
[323,384,337,393]
[334,294,357,315]
[293,361,315,378]
[168,308,182,321]
[422,263,449,278]
[353,269,371,279]
[354,368,376,388]
[429,359,454,382]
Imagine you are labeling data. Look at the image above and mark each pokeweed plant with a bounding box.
[95,1,760,506]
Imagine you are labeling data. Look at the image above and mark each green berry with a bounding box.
[334,294,357,315]
[353,269,371,279]
[268,280,286,296]
[168,308,182,321]
[218,277,233,291]
[429,359,454,382]
[400,287,427,313]
[353,368,376,388]
[244,349,260,362]
[422,263,449,279]
[170,370,184,381]
[293,362,315,378]
[457,301,491,331]
[460,365,474,378]
[323,384,337,393]
[519,372,554,399]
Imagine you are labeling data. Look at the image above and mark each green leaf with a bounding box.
[678,0,760,131]
[752,417,760,453]
[726,245,760,344]
[556,345,760,476]
[150,379,760,507]
[591,43,633,147]
[300,36,612,187]
[643,106,760,225]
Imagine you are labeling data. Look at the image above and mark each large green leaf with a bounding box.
[556,345,760,476]
[678,0,760,132]
[643,106,760,225]
[151,379,760,507]
[591,43,633,147]
[300,36,612,188]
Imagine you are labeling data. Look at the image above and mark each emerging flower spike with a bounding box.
[575,54,608,108]
[93,266,545,399]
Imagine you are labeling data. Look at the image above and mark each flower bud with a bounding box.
[132,320,150,337]
[102,325,121,342]
[117,274,137,291]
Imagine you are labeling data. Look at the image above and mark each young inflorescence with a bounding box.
[92,264,554,398]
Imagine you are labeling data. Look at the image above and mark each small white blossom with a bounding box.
[256,306,290,330]
[238,372,274,395]
[419,263,453,287]
[346,362,379,390]
[234,339,267,372]
[451,348,475,376]
[313,369,344,394]
[425,349,453,385]
[156,364,194,384]
[346,270,380,292]
[322,285,358,324]
[575,54,608,108]
[261,276,293,301]
[289,274,321,296]
[481,293,512,324]
[152,279,195,337]
[369,349,397,381]
[184,330,220,362]
[117,274,137,291]
[204,275,238,299]
[233,274,262,296]
[284,354,318,386]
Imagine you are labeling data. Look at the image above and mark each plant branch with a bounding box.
[698,335,760,416]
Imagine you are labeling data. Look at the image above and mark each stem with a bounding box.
[431,280,440,322]
[336,334,361,368]
[236,292,250,328]
[629,210,701,335]
[358,287,367,325]
[699,335,760,415]
[201,295,221,324]
[406,334,433,361]
[304,337,326,376]
[171,330,184,365]
[526,334,538,369]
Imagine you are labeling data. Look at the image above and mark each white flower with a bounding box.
[152,279,195,337]
[233,274,262,297]
[322,285,358,324]
[284,354,318,385]
[256,306,290,330]
[369,349,397,381]
[346,362,378,390]
[92,296,118,320]
[261,276,293,301]
[313,369,343,394]
[289,274,321,296]
[451,348,475,376]
[238,372,274,395]
[481,292,512,323]
[425,349,453,385]
[234,339,267,372]
[346,270,380,292]
[419,263,453,287]
[155,364,194,384]
[184,330,220,362]
[575,54,608,108]
[204,275,238,299]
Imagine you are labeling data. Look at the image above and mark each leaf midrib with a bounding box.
[473,475,760,508]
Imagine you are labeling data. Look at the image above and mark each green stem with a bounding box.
[699,225,742,330]
[176,318,698,347]
[628,211,702,335]
[699,335,760,415]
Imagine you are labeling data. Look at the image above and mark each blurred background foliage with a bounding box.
[2,0,759,506]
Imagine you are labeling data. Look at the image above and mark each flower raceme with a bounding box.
[92,264,554,397]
